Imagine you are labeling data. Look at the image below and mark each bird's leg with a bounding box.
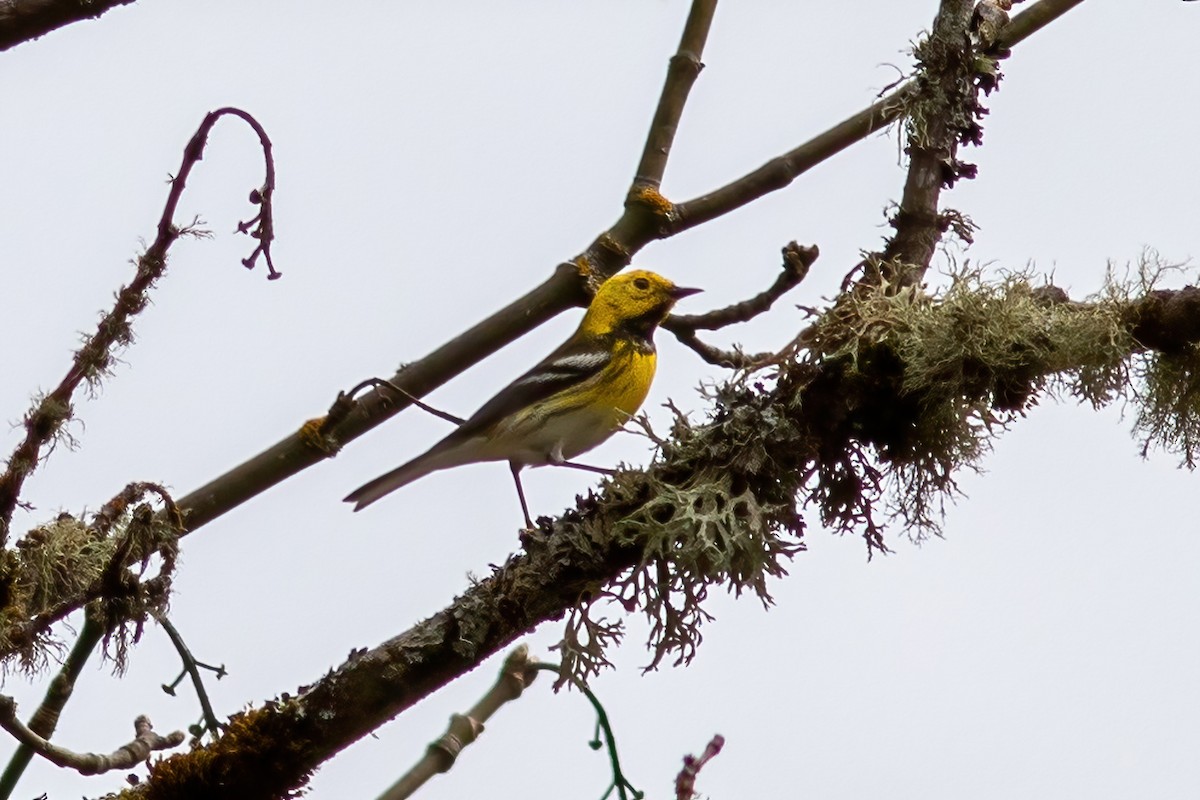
[547,445,616,477]
[510,461,534,529]
[547,443,614,474]
[558,460,617,476]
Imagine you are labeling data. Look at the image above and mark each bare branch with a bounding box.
[669,0,1088,234]
[671,89,912,233]
[376,645,539,800]
[0,698,183,775]
[662,242,818,368]
[633,0,718,188]
[668,242,817,331]
[997,0,1088,50]
[0,0,136,51]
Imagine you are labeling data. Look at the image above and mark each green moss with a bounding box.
[1135,347,1200,467]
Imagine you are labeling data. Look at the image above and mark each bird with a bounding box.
[344,269,701,527]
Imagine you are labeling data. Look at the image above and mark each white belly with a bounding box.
[493,403,622,467]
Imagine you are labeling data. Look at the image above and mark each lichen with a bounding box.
[552,257,1200,680]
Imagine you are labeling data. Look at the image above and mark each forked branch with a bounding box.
[663,242,819,368]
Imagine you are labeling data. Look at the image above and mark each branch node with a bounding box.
[626,185,677,232]
[299,416,341,457]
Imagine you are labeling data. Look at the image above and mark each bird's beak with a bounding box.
[669,285,702,300]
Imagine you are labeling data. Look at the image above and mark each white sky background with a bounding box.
[2,1,1198,797]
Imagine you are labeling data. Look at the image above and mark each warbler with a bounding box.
[344,269,700,526]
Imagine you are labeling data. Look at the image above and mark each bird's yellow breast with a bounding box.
[593,338,656,423]
[494,335,658,464]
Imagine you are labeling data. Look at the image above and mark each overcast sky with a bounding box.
[2,1,1198,798]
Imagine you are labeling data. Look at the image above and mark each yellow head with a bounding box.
[579,270,701,338]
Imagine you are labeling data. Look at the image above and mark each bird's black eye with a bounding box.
[633,277,651,291]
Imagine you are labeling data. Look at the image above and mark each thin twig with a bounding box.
[532,663,641,800]
[668,242,817,331]
[662,242,818,368]
[996,0,1087,50]
[0,106,278,547]
[0,698,183,775]
[155,613,224,741]
[346,378,466,428]
[670,90,914,234]
[0,608,106,799]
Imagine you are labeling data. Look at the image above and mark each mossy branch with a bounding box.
[109,260,1200,799]
[877,0,982,288]
[0,484,182,672]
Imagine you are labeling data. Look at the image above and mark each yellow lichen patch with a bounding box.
[629,185,674,217]
[298,417,338,456]
[573,254,594,279]
[128,704,314,800]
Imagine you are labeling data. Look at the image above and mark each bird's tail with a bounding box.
[343,442,473,511]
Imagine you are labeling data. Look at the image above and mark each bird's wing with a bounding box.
[448,335,612,441]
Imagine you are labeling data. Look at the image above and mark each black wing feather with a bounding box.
[447,336,612,441]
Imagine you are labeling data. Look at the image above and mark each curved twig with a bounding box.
[0,107,278,547]
[662,242,818,368]
[0,698,183,775]
[532,663,642,800]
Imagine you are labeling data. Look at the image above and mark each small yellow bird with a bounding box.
[345,269,700,526]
